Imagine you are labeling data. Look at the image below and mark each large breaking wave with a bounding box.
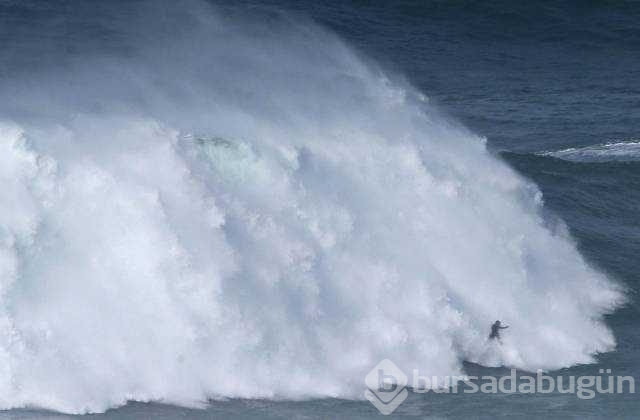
[0,0,623,413]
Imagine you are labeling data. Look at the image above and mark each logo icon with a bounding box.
[365,359,408,415]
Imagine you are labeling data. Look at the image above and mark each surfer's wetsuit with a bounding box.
[489,320,508,340]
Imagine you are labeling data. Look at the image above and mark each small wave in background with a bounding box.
[540,141,640,163]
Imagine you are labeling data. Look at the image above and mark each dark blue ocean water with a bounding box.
[1,1,639,418]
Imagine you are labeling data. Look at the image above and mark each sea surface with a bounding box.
[0,1,639,418]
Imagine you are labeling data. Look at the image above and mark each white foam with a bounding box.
[0,0,624,413]
[541,140,640,162]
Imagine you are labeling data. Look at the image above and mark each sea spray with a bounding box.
[0,0,623,413]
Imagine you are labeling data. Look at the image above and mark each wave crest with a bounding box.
[540,140,640,162]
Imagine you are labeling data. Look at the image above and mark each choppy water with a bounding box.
[0,0,639,418]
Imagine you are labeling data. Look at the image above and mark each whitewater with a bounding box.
[540,141,640,163]
[0,0,623,414]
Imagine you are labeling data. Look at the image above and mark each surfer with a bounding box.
[489,320,509,341]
